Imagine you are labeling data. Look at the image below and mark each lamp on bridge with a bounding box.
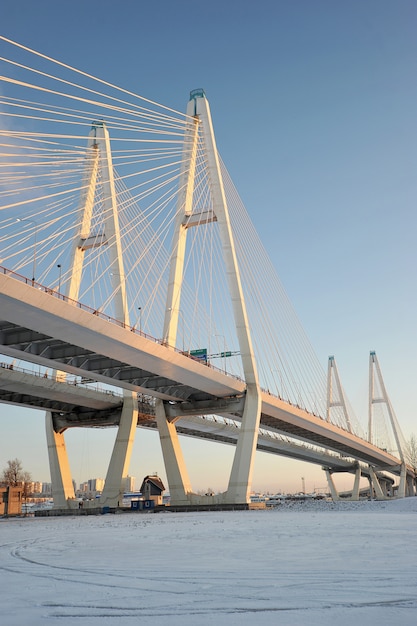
[132,306,143,333]
[16,217,38,282]
[57,264,62,293]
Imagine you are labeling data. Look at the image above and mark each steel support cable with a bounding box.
[0,59,189,129]
[0,152,86,165]
[221,160,328,413]
[92,179,178,320]
[115,178,186,334]
[0,37,194,123]
[0,109,189,136]
[181,197,218,353]
[0,129,188,144]
[0,69,185,134]
[177,145,240,367]
[0,168,86,199]
[223,181,319,392]
[0,132,93,157]
[117,168,221,349]
[0,142,86,158]
[0,93,188,132]
[0,198,79,267]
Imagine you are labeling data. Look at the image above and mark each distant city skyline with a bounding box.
[1,1,416,494]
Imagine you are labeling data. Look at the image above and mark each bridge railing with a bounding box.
[0,265,232,378]
[0,358,121,395]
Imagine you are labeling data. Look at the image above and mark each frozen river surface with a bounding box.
[1,498,416,625]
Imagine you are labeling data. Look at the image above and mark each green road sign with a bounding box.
[190,348,207,362]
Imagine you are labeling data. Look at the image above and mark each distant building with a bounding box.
[123,475,136,492]
[0,485,23,515]
[140,475,165,506]
[88,478,105,492]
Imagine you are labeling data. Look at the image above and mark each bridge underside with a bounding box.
[0,362,406,480]
[0,364,384,474]
[0,320,215,402]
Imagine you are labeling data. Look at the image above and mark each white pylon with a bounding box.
[324,469,340,501]
[368,351,405,460]
[326,355,352,432]
[46,412,75,508]
[368,351,408,498]
[46,122,137,509]
[158,90,261,505]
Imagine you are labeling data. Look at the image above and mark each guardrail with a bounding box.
[0,264,234,379]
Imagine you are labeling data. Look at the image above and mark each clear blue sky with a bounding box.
[1,1,416,493]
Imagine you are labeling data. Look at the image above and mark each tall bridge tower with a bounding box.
[46,122,138,509]
[156,90,261,506]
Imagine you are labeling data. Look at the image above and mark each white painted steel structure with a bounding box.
[0,82,413,508]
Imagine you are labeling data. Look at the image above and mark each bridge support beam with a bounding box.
[368,467,385,500]
[100,391,138,508]
[406,475,415,497]
[351,466,361,501]
[45,412,75,508]
[225,386,262,504]
[397,463,407,498]
[193,91,262,505]
[324,469,340,501]
[155,400,193,505]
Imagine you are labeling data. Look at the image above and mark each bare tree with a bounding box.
[405,434,417,473]
[1,459,32,513]
[2,458,31,486]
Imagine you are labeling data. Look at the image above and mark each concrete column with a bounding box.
[406,475,414,497]
[397,463,406,498]
[155,399,193,505]
[225,385,262,504]
[369,467,385,500]
[350,467,361,501]
[324,469,340,501]
[194,92,262,505]
[45,412,75,508]
[100,391,138,507]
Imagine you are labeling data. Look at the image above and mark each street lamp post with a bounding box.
[138,307,142,333]
[57,264,62,293]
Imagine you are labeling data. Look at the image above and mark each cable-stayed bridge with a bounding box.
[0,37,414,508]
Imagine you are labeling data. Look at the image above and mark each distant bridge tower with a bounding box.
[368,351,412,497]
[326,355,352,432]
[46,122,138,509]
[156,89,262,506]
[324,356,362,500]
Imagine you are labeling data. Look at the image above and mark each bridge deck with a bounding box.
[0,270,403,472]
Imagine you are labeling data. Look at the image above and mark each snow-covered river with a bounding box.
[1,498,416,625]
